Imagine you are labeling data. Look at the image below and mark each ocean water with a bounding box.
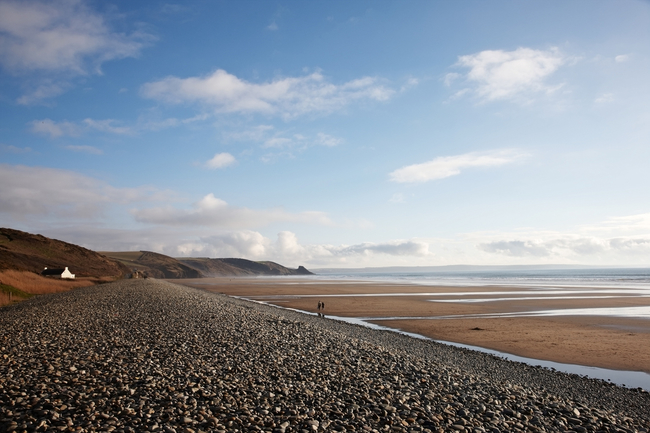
[309,267,650,288]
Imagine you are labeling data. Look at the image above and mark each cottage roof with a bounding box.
[41,268,67,276]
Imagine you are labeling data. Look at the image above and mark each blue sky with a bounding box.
[1,0,649,268]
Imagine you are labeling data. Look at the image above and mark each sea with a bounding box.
[309,266,650,288]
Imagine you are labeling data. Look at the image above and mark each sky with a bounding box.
[1,0,650,269]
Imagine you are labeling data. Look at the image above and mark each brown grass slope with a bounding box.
[0,228,129,278]
[178,257,313,277]
[100,251,203,279]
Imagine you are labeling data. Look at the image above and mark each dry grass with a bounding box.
[0,270,105,307]
[0,291,12,306]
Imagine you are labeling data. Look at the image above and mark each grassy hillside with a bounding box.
[0,228,130,278]
[100,251,203,279]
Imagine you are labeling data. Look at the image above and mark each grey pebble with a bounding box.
[1,279,649,433]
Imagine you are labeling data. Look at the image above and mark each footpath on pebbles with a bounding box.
[1,280,648,433]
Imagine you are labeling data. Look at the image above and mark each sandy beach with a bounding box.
[177,277,650,374]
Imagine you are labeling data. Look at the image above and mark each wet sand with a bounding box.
[176,277,650,374]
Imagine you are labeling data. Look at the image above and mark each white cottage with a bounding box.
[41,267,76,279]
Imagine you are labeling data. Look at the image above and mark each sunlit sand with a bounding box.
[177,277,650,375]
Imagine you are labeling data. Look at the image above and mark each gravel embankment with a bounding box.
[1,279,648,433]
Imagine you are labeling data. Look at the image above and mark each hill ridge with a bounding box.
[0,227,129,278]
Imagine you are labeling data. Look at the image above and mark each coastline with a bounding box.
[177,276,650,375]
[2,279,649,433]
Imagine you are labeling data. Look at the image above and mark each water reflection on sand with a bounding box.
[229,281,650,390]
[249,287,650,319]
[235,296,650,391]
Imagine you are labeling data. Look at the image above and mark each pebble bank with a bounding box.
[1,279,648,433]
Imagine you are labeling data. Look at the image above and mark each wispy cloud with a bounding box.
[579,213,650,235]
[16,81,69,105]
[131,193,332,228]
[594,93,614,105]
[0,164,166,219]
[0,0,151,74]
[226,125,343,160]
[64,145,103,155]
[261,132,343,149]
[316,132,343,147]
[30,118,134,138]
[0,0,153,105]
[140,69,395,119]
[227,125,275,142]
[82,118,134,135]
[206,152,235,169]
[451,47,566,102]
[30,118,81,138]
[390,149,527,183]
[1,144,33,154]
[335,240,430,257]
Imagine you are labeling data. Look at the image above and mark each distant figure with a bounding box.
[317,301,322,311]
[321,301,325,310]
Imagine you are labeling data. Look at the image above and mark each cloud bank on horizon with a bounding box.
[1,0,649,268]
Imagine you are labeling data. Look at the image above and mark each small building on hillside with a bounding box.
[130,269,145,279]
[41,267,75,279]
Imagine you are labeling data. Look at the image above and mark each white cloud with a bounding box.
[1,144,33,154]
[316,132,343,147]
[579,213,650,236]
[443,72,459,87]
[0,164,165,219]
[64,144,102,154]
[140,69,395,119]
[335,240,430,257]
[0,0,150,74]
[390,149,527,183]
[83,118,134,135]
[182,231,430,264]
[615,54,630,63]
[479,237,650,258]
[131,193,332,228]
[30,117,133,137]
[479,240,552,257]
[228,125,275,142]
[43,225,431,266]
[200,230,270,258]
[594,93,614,104]
[263,137,295,149]
[206,152,235,169]
[17,81,68,105]
[267,22,278,31]
[454,47,566,101]
[30,118,81,138]
[228,125,343,158]
[400,77,419,92]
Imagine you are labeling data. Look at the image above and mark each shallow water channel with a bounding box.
[237,296,650,392]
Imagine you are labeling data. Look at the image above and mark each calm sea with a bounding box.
[309,267,650,288]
